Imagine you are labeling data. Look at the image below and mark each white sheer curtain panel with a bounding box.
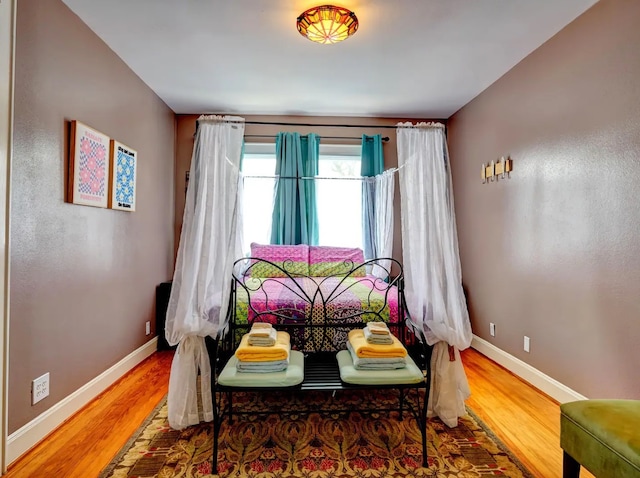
[397,122,472,427]
[165,115,245,430]
[363,169,395,278]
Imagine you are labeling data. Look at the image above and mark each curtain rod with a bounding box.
[243,175,391,181]
[241,120,444,130]
[244,134,390,142]
[243,168,401,181]
[195,117,445,131]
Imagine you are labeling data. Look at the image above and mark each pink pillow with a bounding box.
[309,246,365,277]
[249,243,309,277]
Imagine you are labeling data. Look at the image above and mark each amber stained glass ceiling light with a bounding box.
[297,5,359,44]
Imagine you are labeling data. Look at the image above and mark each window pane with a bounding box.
[317,156,362,249]
[242,147,362,251]
[242,154,276,249]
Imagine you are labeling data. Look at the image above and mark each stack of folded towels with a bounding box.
[234,322,291,373]
[347,322,407,370]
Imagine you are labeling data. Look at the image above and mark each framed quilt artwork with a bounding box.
[68,121,110,208]
[109,140,137,211]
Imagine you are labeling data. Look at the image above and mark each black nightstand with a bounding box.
[155,281,177,351]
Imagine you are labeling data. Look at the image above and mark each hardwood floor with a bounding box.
[5,347,592,478]
[462,348,593,478]
[5,350,174,478]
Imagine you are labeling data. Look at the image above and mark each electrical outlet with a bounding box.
[489,323,496,337]
[145,321,151,335]
[524,336,531,353]
[32,372,50,405]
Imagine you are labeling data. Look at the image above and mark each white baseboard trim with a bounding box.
[6,337,158,465]
[471,335,587,404]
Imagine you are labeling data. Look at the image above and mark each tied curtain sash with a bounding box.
[270,132,320,245]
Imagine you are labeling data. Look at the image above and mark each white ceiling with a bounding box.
[61,0,598,118]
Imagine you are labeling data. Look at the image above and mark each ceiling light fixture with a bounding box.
[296,5,359,45]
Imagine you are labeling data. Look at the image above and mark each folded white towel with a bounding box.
[248,327,277,346]
[236,358,288,373]
[248,322,273,338]
[346,342,406,370]
[364,326,393,345]
[366,322,390,335]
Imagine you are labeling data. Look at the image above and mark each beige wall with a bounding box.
[9,0,175,433]
[448,0,640,399]
[175,115,443,273]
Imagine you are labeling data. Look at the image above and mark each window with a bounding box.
[242,143,362,250]
[315,145,362,249]
[241,144,276,248]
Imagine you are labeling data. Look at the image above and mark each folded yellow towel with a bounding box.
[348,329,407,358]
[235,331,290,362]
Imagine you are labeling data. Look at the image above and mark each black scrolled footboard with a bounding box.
[208,256,434,474]
[228,256,407,352]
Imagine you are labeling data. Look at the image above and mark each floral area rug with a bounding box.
[100,389,533,478]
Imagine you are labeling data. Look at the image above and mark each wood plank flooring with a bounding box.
[462,348,593,478]
[5,350,174,478]
[5,347,592,478]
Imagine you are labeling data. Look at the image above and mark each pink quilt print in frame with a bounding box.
[108,140,137,211]
[68,121,110,208]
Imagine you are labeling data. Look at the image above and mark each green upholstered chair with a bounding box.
[560,399,640,477]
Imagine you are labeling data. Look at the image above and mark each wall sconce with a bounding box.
[495,158,504,178]
[481,160,495,183]
[482,156,512,184]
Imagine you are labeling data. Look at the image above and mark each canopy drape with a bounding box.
[164,115,245,429]
[362,169,395,278]
[361,134,385,265]
[396,122,472,427]
[270,132,320,245]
